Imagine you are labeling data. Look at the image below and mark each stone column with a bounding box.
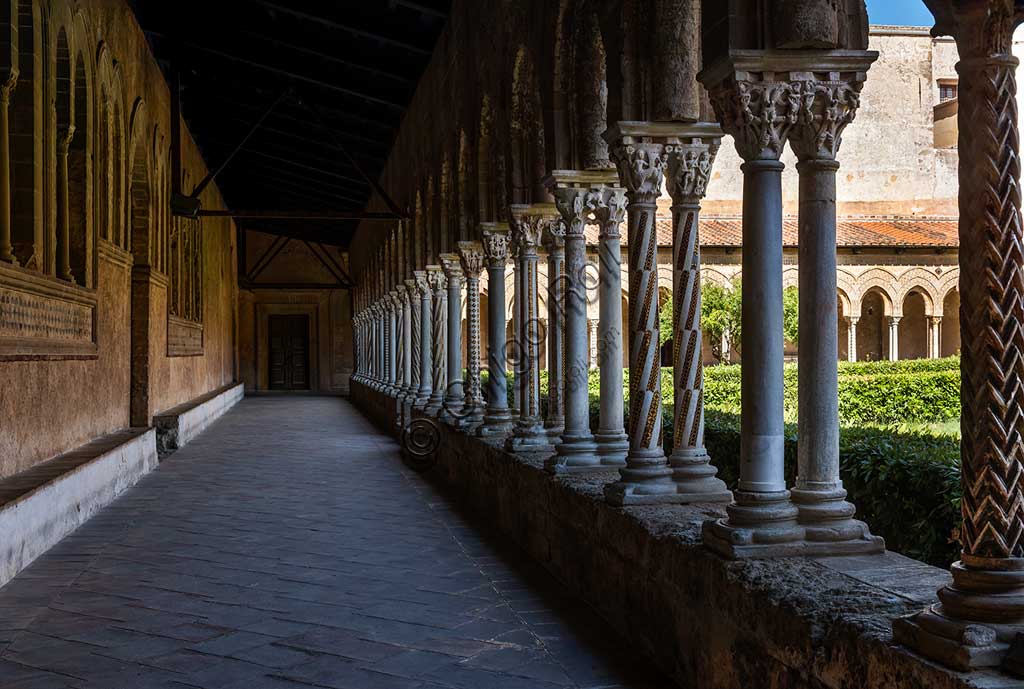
[414,270,433,409]
[0,73,17,264]
[587,320,598,369]
[405,278,421,403]
[588,188,629,464]
[847,316,858,362]
[458,241,487,428]
[425,265,447,415]
[895,0,1024,670]
[439,253,465,422]
[510,240,521,421]
[789,79,881,554]
[57,126,75,283]
[507,206,555,452]
[603,128,678,503]
[664,127,731,503]
[541,223,566,438]
[888,316,901,361]
[388,291,399,395]
[929,316,942,359]
[697,60,805,551]
[478,224,514,436]
[545,174,607,472]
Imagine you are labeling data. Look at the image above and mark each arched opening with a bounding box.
[857,289,888,362]
[477,96,493,222]
[457,130,472,241]
[67,52,88,285]
[129,128,152,427]
[941,288,961,357]
[510,46,546,204]
[574,5,610,170]
[838,294,849,361]
[899,290,930,360]
[10,0,41,268]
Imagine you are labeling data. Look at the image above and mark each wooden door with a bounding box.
[268,315,310,390]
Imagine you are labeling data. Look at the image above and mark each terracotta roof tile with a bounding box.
[600,216,960,248]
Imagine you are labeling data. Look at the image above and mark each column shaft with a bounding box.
[426,266,446,414]
[848,317,858,362]
[415,272,432,408]
[57,128,74,283]
[458,240,487,428]
[440,253,465,422]
[479,226,513,436]
[594,198,628,460]
[543,230,566,437]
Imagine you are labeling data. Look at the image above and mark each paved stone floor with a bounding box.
[0,397,671,689]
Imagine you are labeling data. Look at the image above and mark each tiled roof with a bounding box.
[582,216,959,248]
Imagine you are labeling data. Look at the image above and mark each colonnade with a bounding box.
[351,0,1024,671]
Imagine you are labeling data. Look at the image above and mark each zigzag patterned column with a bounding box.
[895,0,1024,670]
[458,241,487,428]
[406,277,421,402]
[665,127,731,503]
[426,265,446,415]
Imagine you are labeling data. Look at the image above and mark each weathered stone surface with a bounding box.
[355,380,1016,689]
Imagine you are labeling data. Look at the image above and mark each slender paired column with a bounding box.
[664,129,731,503]
[405,278,422,403]
[425,266,447,415]
[478,224,514,436]
[507,206,555,452]
[587,188,629,463]
[789,86,882,553]
[414,271,433,408]
[388,291,399,395]
[603,128,677,503]
[0,73,17,264]
[541,223,566,438]
[895,0,1024,671]
[929,316,942,359]
[57,126,75,283]
[888,317,901,361]
[439,254,465,422]
[458,241,487,428]
[847,316,858,362]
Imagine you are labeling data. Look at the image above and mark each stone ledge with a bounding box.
[0,428,157,589]
[153,383,244,457]
[352,380,1015,689]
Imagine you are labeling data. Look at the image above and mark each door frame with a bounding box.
[268,313,311,391]
[256,303,319,392]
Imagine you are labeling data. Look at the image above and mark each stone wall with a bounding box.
[0,1,237,479]
[352,381,1012,689]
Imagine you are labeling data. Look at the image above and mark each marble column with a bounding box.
[587,320,598,369]
[478,224,513,436]
[545,171,618,473]
[397,286,411,398]
[57,126,75,283]
[541,223,566,438]
[929,316,942,359]
[388,291,399,395]
[603,127,678,504]
[588,188,629,464]
[0,73,17,264]
[458,241,487,428]
[507,206,555,452]
[789,88,882,554]
[439,253,465,422]
[664,127,731,503]
[426,265,447,415]
[895,1,1024,670]
[414,270,433,409]
[888,316,901,361]
[697,62,804,551]
[405,277,422,403]
[847,316,858,362]
[510,239,521,422]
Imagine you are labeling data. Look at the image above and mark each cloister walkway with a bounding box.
[0,397,669,689]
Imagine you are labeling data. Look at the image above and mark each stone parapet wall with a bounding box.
[352,380,1012,689]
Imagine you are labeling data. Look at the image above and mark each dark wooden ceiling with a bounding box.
[130,0,450,247]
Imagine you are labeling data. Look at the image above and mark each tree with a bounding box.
[783,286,799,346]
[702,279,742,364]
[659,296,674,347]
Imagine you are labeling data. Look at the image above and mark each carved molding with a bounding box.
[666,142,718,203]
[584,187,627,240]
[457,241,486,279]
[439,253,465,284]
[608,142,667,203]
[481,225,511,266]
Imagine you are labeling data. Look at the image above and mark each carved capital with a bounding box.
[426,265,446,293]
[665,141,718,203]
[788,79,864,160]
[541,219,566,253]
[584,187,627,240]
[0,69,18,105]
[413,270,430,297]
[57,125,76,155]
[707,78,797,161]
[607,141,667,204]
[457,240,486,278]
[480,225,511,266]
[439,252,464,284]
[552,188,588,238]
[509,206,552,257]
[404,278,418,296]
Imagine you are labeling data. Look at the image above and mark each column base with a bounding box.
[594,430,629,462]
[424,392,445,416]
[477,408,513,437]
[603,450,681,506]
[546,434,609,474]
[669,449,732,503]
[412,393,431,411]
[544,417,565,440]
[438,397,465,423]
[791,485,885,550]
[893,606,1024,674]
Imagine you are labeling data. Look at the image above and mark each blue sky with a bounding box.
[865,0,933,26]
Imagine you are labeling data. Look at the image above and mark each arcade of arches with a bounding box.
[1,0,1023,688]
